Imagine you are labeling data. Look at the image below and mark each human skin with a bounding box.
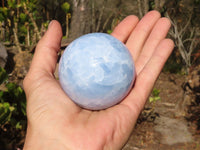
[23,10,174,150]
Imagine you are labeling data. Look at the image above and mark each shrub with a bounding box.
[0,67,26,149]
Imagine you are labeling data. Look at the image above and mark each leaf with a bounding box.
[0,104,5,114]
[19,25,27,35]
[149,97,154,103]
[20,98,27,116]
[0,102,12,125]
[6,82,16,94]
[154,96,161,101]
[16,121,22,129]
[16,4,22,8]
[20,13,27,22]
[0,67,8,85]
[149,88,161,103]
[8,0,17,9]
[9,105,15,112]
[0,13,5,21]
[152,88,160,97]
[107,30,113,34]
[61,2,70,14]
[0,91,4,100]
[0,7,8,20]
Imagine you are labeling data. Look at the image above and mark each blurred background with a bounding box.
[0,0,200,149]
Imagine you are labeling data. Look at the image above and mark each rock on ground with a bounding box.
[0,42,7,68]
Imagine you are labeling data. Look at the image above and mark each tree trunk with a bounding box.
[69,0,92,40]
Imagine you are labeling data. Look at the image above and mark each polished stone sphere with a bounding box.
[59,33,135,110]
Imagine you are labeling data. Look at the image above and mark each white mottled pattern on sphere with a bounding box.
[59,33,135,110]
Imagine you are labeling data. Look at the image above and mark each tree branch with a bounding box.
[91,0,96,32]
[137,0,143,18]
[102,12,114,32]
[13,22,22,53]
[144,0,149,14]
[96,0,105,32]
[23,2,41,40]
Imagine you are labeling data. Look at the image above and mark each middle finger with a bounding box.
[125,11,161,61]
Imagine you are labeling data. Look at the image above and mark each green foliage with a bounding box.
[0,14,4,22]
[0,102,15,125]
[0,0,40,46]
[0,7,8,21]
[106,17,121,34]
[107,29,113,34]
[0,67,27,132]
[19,13,27,23]
[0,67,8,85]
[195,0,200,3]
[19,25,27,35]
[149,88,161,103]
[26,1,38,20]
[61,2,70,14]
[62,35,67,39]
[26,0,37,9]
[8,0,17,9]
[149,1,166,14]
[42,21,50,29]
[150,1,155,9]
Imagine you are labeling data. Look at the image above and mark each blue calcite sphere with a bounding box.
[59,33,135,110]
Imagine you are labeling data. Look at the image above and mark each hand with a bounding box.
[23,10,174,150]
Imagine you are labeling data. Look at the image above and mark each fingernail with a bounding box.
[48,20,54,29]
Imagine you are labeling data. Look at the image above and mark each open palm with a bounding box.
[23,11,174,150]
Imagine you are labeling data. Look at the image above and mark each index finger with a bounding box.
[111,15,139,43]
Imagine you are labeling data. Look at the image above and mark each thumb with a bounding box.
[23,20,62,93]
[31,20,62,75]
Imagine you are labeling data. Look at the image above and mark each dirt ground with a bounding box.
[123,73,200,150]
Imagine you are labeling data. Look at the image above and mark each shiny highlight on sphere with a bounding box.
[59,33,135,110]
